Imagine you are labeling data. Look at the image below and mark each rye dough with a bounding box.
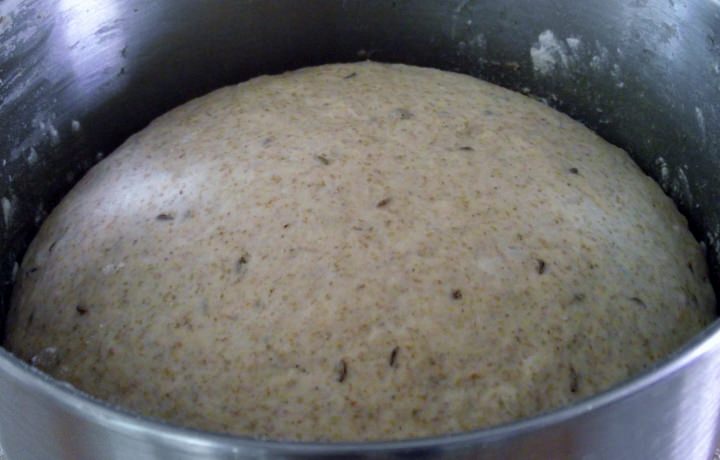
[6,62,715,441]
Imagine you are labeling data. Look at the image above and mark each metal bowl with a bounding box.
[1,1,719,459]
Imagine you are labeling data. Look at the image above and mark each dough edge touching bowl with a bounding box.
[4,61,715,442]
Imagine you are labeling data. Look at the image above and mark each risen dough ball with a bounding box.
[5,62,715,441]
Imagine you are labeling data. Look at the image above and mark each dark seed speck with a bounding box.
[537,259,546,274]
[570,365,580,393]
[236,254,250,274]
[452,289,463,300]
[629,297,647,307]
[389,346,399,367]
[156,213,174,221]
[377,198,392,208]
[336,359,348,383]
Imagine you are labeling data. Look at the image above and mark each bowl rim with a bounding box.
[1,316,719,454]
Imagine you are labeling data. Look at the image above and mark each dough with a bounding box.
[5,62,715,441]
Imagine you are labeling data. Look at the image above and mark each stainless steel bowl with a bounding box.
[1,1,719,459]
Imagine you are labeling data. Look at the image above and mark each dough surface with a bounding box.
[5,62,715,441]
